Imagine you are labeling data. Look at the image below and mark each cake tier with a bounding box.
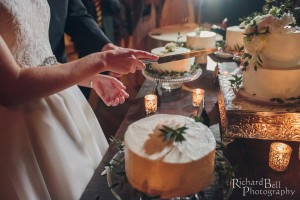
[243,66,300,100]
[151,47,194,73]
[124,114,216,198]
[186,31,216,49]
[226,26,244,50]
[260,31,300,68]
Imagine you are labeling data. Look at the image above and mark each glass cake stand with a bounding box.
[142,68,202,90]
[106,151,233,200]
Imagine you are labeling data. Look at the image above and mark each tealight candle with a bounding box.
[144,94,157,114]
[269,142,292,172]
[192,88,205,107]
[221,71,231,76]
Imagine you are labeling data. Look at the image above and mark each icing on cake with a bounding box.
[151,46,195,73]
[124,114,216,198]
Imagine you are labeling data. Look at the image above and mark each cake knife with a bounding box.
[141,48,217,64]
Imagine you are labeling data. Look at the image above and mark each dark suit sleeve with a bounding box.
[65,0,111,58]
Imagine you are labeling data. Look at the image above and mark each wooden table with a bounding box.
[81,62,300,200]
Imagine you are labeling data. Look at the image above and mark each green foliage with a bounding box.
[192,115,204,123]
[229,74,243,90]
[109,136,124,152]
[175,32,184,47]
[264,0,300,24]
[270,97,285,104]
[240,0,300,26]
[239,12,262,25]
[241,53,264,71]
[145,63,200,79]
[216,40,226,50]
[159,125,188,143]
[195,26,203,35]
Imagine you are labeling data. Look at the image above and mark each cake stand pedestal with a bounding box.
[142,69,202,90]
[217,71,300,142]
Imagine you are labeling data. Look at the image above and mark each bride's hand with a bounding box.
[104,48,158,74]
[91,74,129,106]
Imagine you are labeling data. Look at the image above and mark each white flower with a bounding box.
[279,13,295,26]
[165,42,177,52]
[253,15,263,23]
[244,24,256,35]
[239,21,246,28]
[269,13,296,33]
[256,14,275,33]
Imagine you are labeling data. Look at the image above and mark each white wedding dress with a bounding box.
[0,0,109,199]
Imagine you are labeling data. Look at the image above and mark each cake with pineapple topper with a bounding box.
[124,114,216,199]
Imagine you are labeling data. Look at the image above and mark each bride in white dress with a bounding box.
[0,0,157,199]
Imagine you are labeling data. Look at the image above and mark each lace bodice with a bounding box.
[0,0,55,67]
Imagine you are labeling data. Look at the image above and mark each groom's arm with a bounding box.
[65,0,111,58]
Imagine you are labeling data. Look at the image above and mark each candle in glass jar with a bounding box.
[192,88,205,107]
[269,142,292,172]
[144,94,157,114]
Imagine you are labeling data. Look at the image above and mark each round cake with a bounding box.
[124,114,216,198]
[241,13,300,101]
[186,31,216,64]
[225,26,244,51]
[151,45,195,73]
[186,31,216,50]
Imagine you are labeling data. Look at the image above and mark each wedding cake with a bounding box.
[225,26,244,50]
[186,30,216,50]
[241,13,300,101]
[124,114,216,198]
[151,43,195,73]
[186,29,216,64]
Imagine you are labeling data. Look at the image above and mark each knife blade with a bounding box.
[141,48,217,64]
[158,48,217,64]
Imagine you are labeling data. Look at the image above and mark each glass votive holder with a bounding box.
[144,94,157,115]
[192,88,205,107]
[269,142,292,172]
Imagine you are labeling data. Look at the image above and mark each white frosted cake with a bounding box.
[186,31,216,49]
[124,114,216,199]
[186,31,216,64]
[225,26,244,50]
[241,13,300,101]
[151,44,195,73]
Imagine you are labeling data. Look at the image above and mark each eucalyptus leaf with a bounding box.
[159,125,188,143]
